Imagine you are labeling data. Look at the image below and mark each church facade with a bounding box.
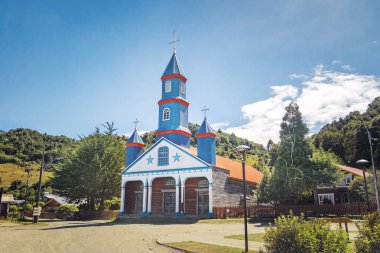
[120,50,262,217]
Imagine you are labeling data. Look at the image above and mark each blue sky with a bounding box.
[1,1,379,144]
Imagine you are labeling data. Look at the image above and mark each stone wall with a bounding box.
[212,168,254,207]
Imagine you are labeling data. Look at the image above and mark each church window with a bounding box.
[158,146,169,166]
[163,108,170,121]
[180,83,185,94]
[165,81,171,93]
[164,178,176,187]
[198,179,208,188]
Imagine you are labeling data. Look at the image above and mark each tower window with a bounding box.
[180,83,185,94]
[163,108,170,121]
[158,146,169,166]
[165,81,171,93]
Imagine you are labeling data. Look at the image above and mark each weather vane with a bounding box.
[201,106,209,119]
[169,30,180,53]
[133,118,139,130]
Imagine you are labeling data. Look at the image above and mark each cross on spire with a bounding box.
[133,118,139,130]
[169,30,180,53]
[201,106,209,119]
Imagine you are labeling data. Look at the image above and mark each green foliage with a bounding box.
[104,198,121,210]
[348,176,377,203]
[25,203,33,211]
[52,124,125,211]
[9,205,18,212]
[264,213,348,253]
[270,102,339,203]
[0,128,75,165]
[313,97,380,166]
[355,212,380,253]
[57,204,79,215]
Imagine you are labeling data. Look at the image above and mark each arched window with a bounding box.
[198,179,209,188]
[165,81,171,93]
[158,146,169,166]
[180,83,185,94]
[164,178,176,187]
[163,108,170,121]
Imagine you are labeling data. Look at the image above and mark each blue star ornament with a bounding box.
[173,153,181,162]
[147,155,154,164]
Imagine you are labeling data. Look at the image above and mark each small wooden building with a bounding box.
[0,194,15,217]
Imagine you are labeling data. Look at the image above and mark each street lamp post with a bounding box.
[356,159,371,212]
[359,115,380,211]
[236,145,251,253]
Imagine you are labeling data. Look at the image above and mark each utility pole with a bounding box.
[33,136,45,223]
[0,176,3,217]
[22,168,32,219]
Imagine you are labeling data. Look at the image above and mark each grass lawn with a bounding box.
[166,241,258,253]
[0,163,52,187]
[225,233,265,242]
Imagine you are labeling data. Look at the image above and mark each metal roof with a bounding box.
[197,118,216,134]
[127,129,144,144]
[162,53,186,77]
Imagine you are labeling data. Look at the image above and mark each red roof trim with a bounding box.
[126,143,145,148]
[155,130,192,137]
[161,74,187,82]
[196,133,216,138]
[158,98,189,107]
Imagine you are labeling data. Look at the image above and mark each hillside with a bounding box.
[313,97,380,167]
[0,128,75,164]
[0,163,52,188]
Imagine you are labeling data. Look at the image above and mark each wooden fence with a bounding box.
[213,203,375,219]
[24,210,119,220]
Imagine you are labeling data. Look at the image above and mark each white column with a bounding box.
[147,183,152,214]
[181,180,185,214]
[208,182,213,216]
[142,182,147,213]
[175,183,180,214]
[120,182,125,215]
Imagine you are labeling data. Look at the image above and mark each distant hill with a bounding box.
[0,128,75,165]
[313,97,380,166]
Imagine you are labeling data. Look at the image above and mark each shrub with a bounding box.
[264,213,348,253]
[355,212,380,253]
[9,205,18,213]
[57,204,79,218]
[104,198,120,210]
[25,203,34,211]
[38,201,45,207]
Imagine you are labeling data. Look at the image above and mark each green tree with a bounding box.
[270,102,312,203]
[52,125,125,211]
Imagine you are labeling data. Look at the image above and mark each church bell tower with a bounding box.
[155,35,191,147]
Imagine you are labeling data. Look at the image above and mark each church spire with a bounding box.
[126,120,145,166]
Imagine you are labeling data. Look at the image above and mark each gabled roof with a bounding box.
[44,192,69,205]
[0,194,14,203]
[186,147,263,184]
[196,118,216,135]
[122,137,210,174]
[338,165,371,177]
[127,129,144,144]
[162,53,186,78]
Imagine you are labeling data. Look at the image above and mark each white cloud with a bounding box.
[227,65,380,145]
[211,121,230,130]
[289,74,308,80]
[341,64,354,71]
[331,59,341,65]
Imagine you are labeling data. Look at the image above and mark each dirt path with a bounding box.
[0,220,179,253]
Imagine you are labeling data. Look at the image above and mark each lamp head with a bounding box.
[356,159,369,165]
[236,145,251,152]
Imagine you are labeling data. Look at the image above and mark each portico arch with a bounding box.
[151,176,177,215]
[124,180,144,215]
[184,177,210,216]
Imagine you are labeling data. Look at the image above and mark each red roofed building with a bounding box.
[315,165,370,205]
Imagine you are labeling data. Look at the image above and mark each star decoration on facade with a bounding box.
[173,153,181,162]
[146,155,154,164]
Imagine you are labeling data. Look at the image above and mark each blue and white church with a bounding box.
[120,46,262,217]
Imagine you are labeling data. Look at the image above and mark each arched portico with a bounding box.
[184,177,210,216]
[151,177,177,215]
[123,180,145,215]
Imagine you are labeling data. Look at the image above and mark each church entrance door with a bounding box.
[163,192,175,215]
[197,191,209,216]
[134,192,143,214]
